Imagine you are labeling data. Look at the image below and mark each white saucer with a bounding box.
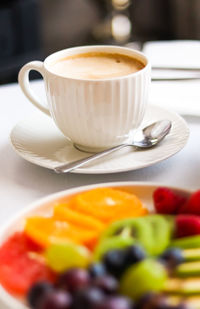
[10,105,189,174]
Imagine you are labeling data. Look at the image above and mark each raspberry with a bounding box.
[178,190,200,215]
[153,187,186,214]
[175,215,200,238]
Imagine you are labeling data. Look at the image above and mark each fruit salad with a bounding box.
[1,186,200,309]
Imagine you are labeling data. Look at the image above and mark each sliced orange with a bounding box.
[25,217,98,249]
[70,188,146,223]
[110,206,148,223]
[53,204,105,232]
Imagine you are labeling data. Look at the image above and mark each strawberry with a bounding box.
[175,215,200,238]
[153,187,186,214]
[178,190,200,215]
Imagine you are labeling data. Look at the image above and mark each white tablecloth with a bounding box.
[143,40,200,116]
[1,63,200,226]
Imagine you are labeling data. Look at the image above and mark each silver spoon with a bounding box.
[54,119,171,174]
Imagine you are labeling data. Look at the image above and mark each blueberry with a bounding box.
[38,290,72,309]
[103,249,127,278]
[160,248,184,268]
[92,275,119,294]
[125,245,146,266]
[88,263,107,278]
[56,268,90,293]
[73,287,105,309]
[27,281,53,308]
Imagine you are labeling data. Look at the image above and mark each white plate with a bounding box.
[10,105,189,174]
[0,181,192,309]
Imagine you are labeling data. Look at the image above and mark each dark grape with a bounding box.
[56,268,90,293]
[38,290,72,309]
[88,263,107,278]
[172,303,190,309]
[160,248,184,268]
[135,293,169,309]
[93,295,133,309]
[92,275,119,294]
[73,287,105,309]
[27,281,54,308]
[124,245,146,266]
[135,292,155,309]
[136,293,189,309]
[103,249,127,277]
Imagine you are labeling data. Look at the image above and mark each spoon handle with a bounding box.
[54,143,127,174]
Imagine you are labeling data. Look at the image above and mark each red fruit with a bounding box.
[175,215,200,238]
[178,190,200,215]
[153,187,186,214]
[0,232,56,296]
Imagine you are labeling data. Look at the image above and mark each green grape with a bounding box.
[45,242,91,272]
[120,258,167,300]
[93,236,135,261]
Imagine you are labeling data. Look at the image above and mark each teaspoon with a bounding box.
[54,119,171,174]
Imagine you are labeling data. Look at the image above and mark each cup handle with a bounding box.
[18,61,51,116]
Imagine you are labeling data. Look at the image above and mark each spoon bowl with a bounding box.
[130,120,172,148]
[54,120,172,174]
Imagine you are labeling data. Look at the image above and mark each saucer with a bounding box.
[10,105,189,174]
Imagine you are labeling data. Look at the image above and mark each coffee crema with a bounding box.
[50,52,145,80]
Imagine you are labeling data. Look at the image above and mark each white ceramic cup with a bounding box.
[18,45,151,152]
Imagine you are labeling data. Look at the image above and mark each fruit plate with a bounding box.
[0,182,192,309]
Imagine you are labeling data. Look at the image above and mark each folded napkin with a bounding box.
[142,40,200,116]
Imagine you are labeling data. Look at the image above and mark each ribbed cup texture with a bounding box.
[45,67,150,150]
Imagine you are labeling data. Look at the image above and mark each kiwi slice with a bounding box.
[100,217,154,255]
[176,261,200,277]
[168,295,200,309]
[171,235,200,249]
[164,278,200,295]
[183,248,200,261]
[144,215,173,255]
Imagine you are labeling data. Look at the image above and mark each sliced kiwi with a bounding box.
[100,217,154,254]
[164,278,200,295]
[170,235,200,249]
[144,215,173,255]
[168,295,200,309]
[176,261,200,277]
[183,248,200,261]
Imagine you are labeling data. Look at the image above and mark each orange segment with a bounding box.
[70,188,146,223]
[111,206,149,222]
[25,217,98,249]
[53,205,105,232]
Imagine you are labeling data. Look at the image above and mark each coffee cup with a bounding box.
[18,45,151,152]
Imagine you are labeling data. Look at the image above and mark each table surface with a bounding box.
[1,75,200,226]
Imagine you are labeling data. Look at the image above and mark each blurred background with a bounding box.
[0,0,199,84]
